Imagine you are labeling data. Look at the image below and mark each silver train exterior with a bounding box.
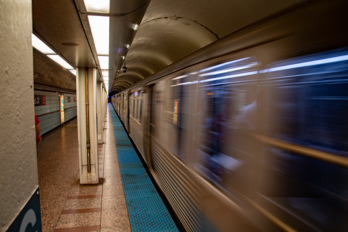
[111,1,348,231]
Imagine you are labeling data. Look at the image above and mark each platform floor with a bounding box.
[37,105,131,232]
[110,105,179,232]
[37,104,179,232]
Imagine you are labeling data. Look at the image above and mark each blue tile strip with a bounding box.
[110,105,179,232]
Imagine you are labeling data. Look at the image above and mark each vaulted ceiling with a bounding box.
[32,0,307,95]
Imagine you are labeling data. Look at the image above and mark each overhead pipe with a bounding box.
[85,68,91,173]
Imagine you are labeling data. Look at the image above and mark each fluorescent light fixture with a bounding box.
[200,57,251,73]
[84,0,110,13]
[125,44,130,49]
[131,24,139,31]
[98,56,109,69]
[88,15,109,55]
[32,34,55,54]
[69,69,76,75]
[200,62,258,76]
[47,55,73,69]
[122,56,125,60]
[262,54,348,73]
[102,70,109,77]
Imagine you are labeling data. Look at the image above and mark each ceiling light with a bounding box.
[47,55,73,69]
[131,24,139,31]
[102,70,109,77]
[69,69,76,75]
[98,56,109,69]
[88,16,109,55]
[125,44,130,49]
[32,34,55,54]
[84,0,110,13]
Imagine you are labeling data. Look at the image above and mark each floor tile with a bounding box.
[55,212,101,229]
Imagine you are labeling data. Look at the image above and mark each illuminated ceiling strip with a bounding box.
[47,55,74,70]
[84,0,110,13]
[88,15,109,55]
[32,34,55,54]
[69,69,76,75]
[98,56,109,69]
[262,54,348,73]
[32,34,75,75]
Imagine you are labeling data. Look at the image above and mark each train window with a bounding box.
[168,74,199,160]
[139,98,143,124]
[135,98,138,120]
[132,98,135,117]
[135,91,143,124]
[259,49,348,230]
[262,50,348,151]
[194,56,260,195]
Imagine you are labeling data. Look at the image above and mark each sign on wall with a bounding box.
[34,95,46,106]
[60,95,64,123]
[6,188,42,232]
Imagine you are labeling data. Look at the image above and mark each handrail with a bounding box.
[251,133,348,168]
[246,198,297,232]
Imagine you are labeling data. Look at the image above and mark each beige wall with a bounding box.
[0,0,39,230]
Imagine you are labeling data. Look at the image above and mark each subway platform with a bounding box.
[37,104,179,232]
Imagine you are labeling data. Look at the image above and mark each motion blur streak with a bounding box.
[111,1,348,231]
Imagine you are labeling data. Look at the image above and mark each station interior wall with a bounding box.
[35,90,77,135]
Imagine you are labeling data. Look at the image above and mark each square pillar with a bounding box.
[76,68,99,184]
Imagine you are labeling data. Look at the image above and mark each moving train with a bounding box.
[111,0,348,231]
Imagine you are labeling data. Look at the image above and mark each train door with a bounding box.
[126,92,131,132]
[120,93,123,119]
[144,84,155,170]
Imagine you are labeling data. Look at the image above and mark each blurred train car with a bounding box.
[112,0,348,231]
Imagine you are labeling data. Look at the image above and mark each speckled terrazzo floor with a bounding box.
[37,106,131,232]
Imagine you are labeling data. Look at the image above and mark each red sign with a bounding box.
[42,95,46,105]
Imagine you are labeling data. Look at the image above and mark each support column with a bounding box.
[1,1,42,231]
[77,68,99,184]
[103,88,107,128]
[103,87,107,127]
[97,81,104,144]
